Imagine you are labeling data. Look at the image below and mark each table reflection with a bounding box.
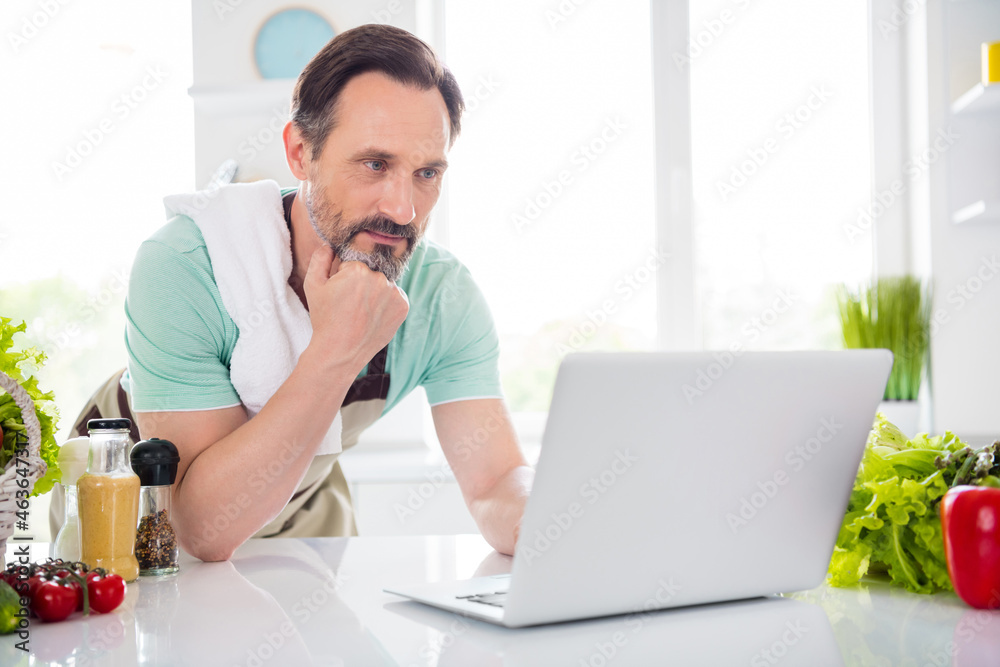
[6,539,396,666]
[386,594,841,666]
[6,537,1000,666]
[793,580,1000,666]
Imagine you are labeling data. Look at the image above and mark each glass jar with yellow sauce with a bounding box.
[78,418,140,582]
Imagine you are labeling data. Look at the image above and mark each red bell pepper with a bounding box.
[941,485,1000,610]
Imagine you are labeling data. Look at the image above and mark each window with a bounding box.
[443,0,657,426]
[688,0,873,352]
[2,1,194,436]
[441,0,874,437]
[1,2,194,536]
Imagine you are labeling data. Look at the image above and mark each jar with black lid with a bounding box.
[130,438,181,576]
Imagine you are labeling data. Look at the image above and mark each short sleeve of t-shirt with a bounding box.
[123,216,241,411]
[404,253,504,407]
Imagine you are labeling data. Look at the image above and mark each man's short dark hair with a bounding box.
[291,23,465,160]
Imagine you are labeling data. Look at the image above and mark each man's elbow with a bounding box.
[193,544,237,563]
[179,534,237,562]
[175,519,241,562]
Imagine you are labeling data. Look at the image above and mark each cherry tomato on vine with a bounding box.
[65,565,88,611]
[32,580,77,623]
[85,571,126,614]
[0,566,18,587]
[26,572,50,613]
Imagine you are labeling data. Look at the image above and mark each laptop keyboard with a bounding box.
[457,591,508,608]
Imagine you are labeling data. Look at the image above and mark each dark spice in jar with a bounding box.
[136,509,178,570]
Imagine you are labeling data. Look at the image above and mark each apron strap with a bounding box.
[343,345,390,407]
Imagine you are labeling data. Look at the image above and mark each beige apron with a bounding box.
[50,347,391,541]
[251,344,391,538]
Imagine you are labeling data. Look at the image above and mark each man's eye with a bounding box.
[365,160,386,172]
[419,168,438,179]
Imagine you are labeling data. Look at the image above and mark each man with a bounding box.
[121,24,533,561]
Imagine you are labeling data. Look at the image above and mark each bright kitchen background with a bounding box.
[3,0,994,538]
[446,0,871,413]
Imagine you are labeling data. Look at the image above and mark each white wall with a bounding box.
[872,0,1000,438]
[923,0,1000,438]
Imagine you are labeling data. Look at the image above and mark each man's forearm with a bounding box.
[173,353,355,561]
[468,465,535,556]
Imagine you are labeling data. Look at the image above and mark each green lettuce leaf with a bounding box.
[828,413,960,594]
[0,317,61,496]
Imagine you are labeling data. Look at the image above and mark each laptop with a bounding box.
[384,350,892,628]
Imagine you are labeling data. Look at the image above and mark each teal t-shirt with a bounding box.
[123,191,503,414]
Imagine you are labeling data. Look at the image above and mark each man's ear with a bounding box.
[283,121,310,181]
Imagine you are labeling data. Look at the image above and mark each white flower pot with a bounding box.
[877,400,921,437]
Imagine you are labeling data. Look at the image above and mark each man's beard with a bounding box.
[303,184,419,283]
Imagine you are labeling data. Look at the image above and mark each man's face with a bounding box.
[302,71,451,282]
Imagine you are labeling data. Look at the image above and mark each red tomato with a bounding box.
[26,573,49,615]
[61,565,88,611]
[39,568,81,611]
[66,577,85,612]
[0,566,25,591]
[86,571,126,614]
[33,581,77,623]
[43,563,90,611]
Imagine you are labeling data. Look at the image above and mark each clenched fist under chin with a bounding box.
[302,245,409,375]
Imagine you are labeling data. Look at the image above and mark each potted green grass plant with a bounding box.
[837,276,931,435]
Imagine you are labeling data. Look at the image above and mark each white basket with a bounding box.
[0,370,46,566]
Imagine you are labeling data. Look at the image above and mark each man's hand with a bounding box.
[432,399,534,555]
[302,245,409,374]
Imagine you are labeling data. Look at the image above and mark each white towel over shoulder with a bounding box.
[164,179,342,456]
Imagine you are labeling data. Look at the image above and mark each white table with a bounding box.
[3,535,999,666]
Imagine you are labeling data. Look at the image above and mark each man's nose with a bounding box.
[378,172,416,226]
